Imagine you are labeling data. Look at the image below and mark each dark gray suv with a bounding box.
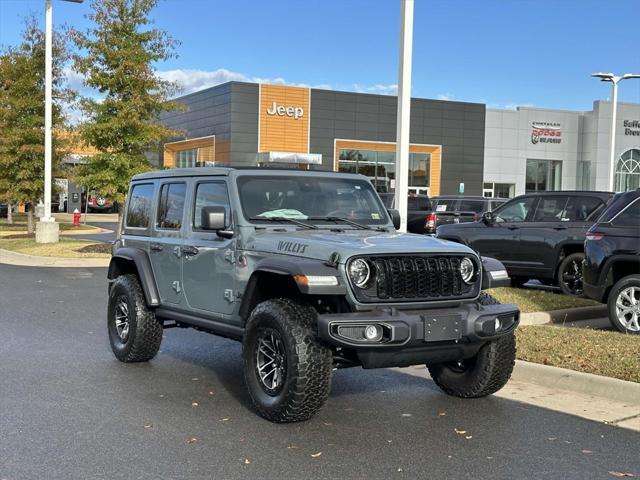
[107,167,519,422]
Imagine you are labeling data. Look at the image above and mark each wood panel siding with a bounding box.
[259,84,310,154]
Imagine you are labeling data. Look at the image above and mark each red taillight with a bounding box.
[91,197,97,205]
[586,233,604,241]
[426,213,437,229]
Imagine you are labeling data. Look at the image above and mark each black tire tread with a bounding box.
[243,298,332,423]
[428,292,516,398]
[558,252,585,297]
[109,274,162,362]
[607,275,640,335]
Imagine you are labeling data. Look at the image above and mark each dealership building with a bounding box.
[158,81,640,197]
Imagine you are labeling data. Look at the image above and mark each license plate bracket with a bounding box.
[422,314,462,342]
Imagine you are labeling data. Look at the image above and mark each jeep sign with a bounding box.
[266,101,304,120]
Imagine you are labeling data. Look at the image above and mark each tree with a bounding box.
[71,0,182,218]
[0,17,69,233]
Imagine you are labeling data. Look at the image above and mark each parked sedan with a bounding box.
[436,191,613,296]
[425,196,507,235]
[583,189,640,334]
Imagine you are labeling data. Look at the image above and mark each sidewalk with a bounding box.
[0,248,110,268]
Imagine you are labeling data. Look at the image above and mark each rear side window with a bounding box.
[126,183,154,228]
[193,182,230,230]
[408,196,430,210]
[532,196,568,222]
[432,199,457,212]
[612,199,640,227]
[157,183,186,230]
[458,199,485,213]
[564,196,605,221]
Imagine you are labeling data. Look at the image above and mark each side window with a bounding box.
[494,197,537,223]
[458,199,485,213]
[612,199,640,227]
[564,196,605,221]
[193,182,230,230]
[157,183,186,230]
[532,196,569,222]
[125,183,154,228]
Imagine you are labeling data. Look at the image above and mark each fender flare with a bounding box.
[108,247,160,306]
[480,256,510,289]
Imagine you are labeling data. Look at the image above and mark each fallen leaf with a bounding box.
[323,422,333,426]
[192,377,199,381]
[244,459,251,464]
[437,412,447,417]
[581,449,593,454]
[191,402,199,407]
[220,418,229,422]
[465,436,473,440]
[186,437,198,444]
[401,413,412,417]
[547,437,557,441]
[208,391,215,395]
[454,428,467,435]
[387,440,392,443]
[397,468,403,472]
[144,424,153,429]
[486,456,493,459]
[311,452,322,458]
[287,445,299,450]
[608,472,635,478]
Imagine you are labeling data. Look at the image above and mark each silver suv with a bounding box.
[107,168,519,422]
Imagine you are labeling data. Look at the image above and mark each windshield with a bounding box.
[237,175,389,225]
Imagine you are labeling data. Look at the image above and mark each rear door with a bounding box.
[181,180,237,319]
[150,182,187,305]
[457,198,486,224]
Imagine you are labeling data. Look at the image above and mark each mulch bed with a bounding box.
[76,243,112,254]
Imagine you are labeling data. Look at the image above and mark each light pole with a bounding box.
[394,0,414,232]
[36,0,83,244]
[591,72,640,192]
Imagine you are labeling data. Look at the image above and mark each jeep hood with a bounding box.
[243,229,475,263]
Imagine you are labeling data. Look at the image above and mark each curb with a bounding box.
[61,226,112,236]
[512,360,640,405]
[0,248,110,268]
[520,305,607,326]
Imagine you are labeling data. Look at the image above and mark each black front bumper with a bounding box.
[317,302,519,369]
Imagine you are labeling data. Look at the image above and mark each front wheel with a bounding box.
[607,275,640,334]
[558,252,585,296]
[427,292,516,398]
[242,298,333,423]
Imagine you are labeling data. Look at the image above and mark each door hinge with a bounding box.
[172,281,181,293]
[224,250,235,264]
[224,289,234,303]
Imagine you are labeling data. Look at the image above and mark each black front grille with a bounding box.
[350,255,478,303]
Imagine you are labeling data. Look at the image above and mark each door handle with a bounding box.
[181,245,199,257]
[553,225,568,230]
[507,225,519,230]
[150,243,163,252]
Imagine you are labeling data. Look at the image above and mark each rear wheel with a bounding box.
[427,292,516,398]
[607,275,640,334]
[242,298,333,423]
[558,252,585,296]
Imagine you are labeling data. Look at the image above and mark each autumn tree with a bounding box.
[0,17,69,232]
[71,0,181,217]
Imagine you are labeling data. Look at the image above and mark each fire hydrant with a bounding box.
[73,208,81,227]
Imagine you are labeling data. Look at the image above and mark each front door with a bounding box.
[149,182,187,305]
[182,181,237,318]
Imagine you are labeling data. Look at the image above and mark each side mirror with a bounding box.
[482,211,495,225]
[201,206,227,231]
[388,209,401,230]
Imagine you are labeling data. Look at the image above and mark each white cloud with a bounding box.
[487,102,535,110]
[437,92,454,101]
[352,83,398,95]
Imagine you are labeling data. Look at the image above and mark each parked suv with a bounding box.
[378,193,431,234]
[107,168,519,422]
[425,196,507,235]
[583,190,640,334]
[436,191,613,296]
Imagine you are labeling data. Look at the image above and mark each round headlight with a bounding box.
[459,257,475,284]
[348,259,371,288]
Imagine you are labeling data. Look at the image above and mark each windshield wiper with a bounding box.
[308,216,385,231]
[250,216,317,229]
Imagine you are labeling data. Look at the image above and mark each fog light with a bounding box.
[364,325,381,341]
[494,318,502,332]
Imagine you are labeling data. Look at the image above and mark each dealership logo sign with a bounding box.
[531,121,562,144]
[624,120,640,136]
[266,102,304,120]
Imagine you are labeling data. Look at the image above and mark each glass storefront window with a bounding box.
[338,148,429,193]
[176,148,198,168]
[615,149,640,192]
[526,159,562,193]
[483,182,515,198]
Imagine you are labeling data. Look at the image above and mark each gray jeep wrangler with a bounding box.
[107,167,519,423]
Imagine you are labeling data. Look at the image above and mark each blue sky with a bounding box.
[1,0,639,111]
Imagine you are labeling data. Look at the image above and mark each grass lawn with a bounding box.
[516,325,639,383]
[487,287,599,313]
[0,237,111,258]
[0,214,95,232]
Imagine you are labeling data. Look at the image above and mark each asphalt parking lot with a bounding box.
[1,263,638,480]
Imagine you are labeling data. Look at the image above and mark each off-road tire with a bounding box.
[427,292,516,398]
[558,252,585,297]
[243,298,332,423]
[606,275,640,335]
[108,274,162,362]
